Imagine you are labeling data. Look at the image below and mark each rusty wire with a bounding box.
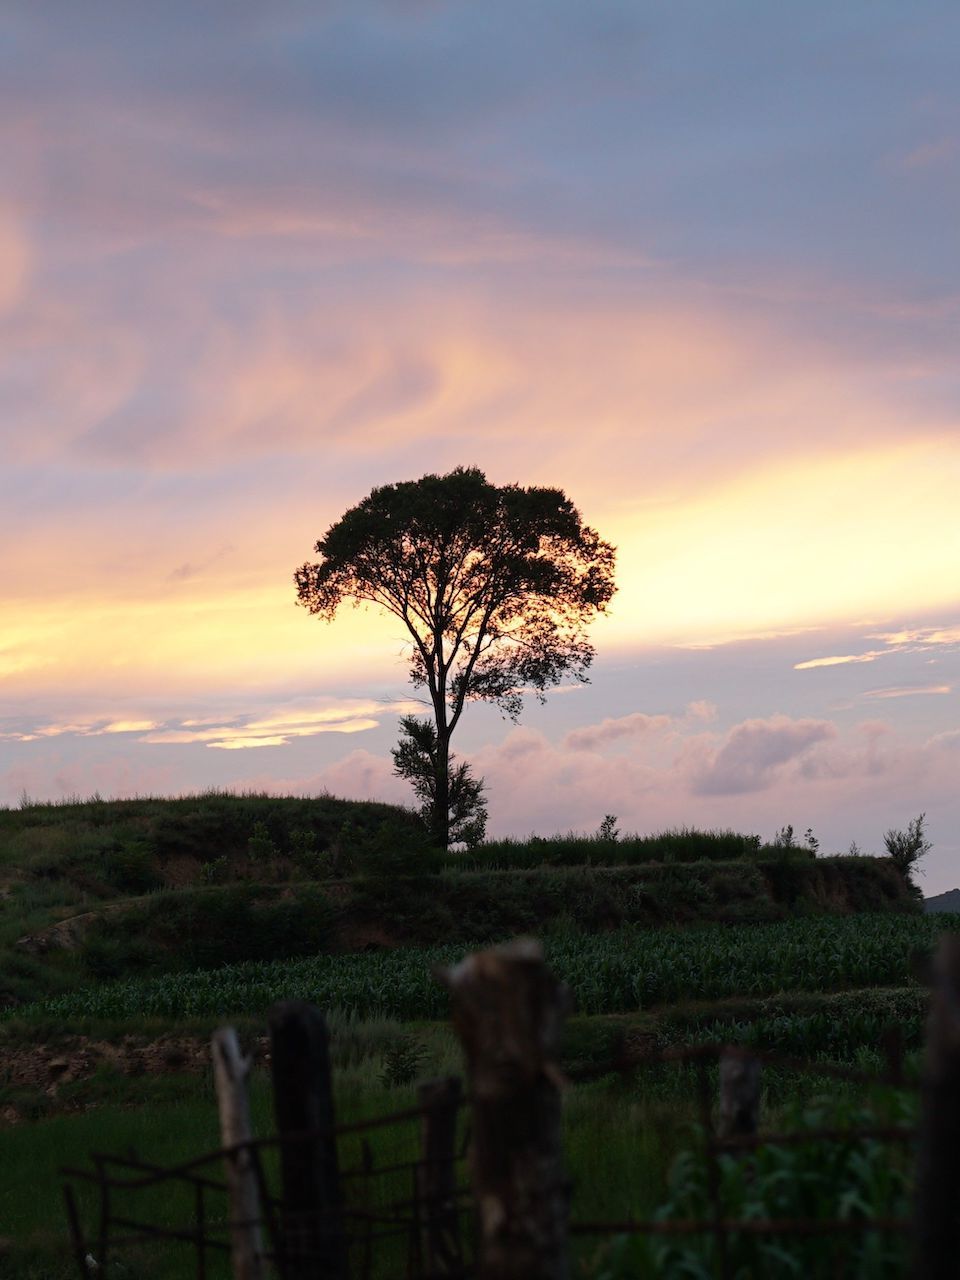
[61,1037,919,1278]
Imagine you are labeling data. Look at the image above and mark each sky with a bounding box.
[1,2,959,888]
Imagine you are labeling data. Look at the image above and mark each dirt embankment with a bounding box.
[0,1033,270,1126]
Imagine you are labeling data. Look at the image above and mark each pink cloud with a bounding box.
[563,711,672,752]
[239,749,408,807]
[688,716,837,796]
[899,137,957,170]
[0,754,178,805]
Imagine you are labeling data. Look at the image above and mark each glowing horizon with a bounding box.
[2,3,958,886]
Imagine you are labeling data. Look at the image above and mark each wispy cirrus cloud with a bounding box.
[794,623,960,672]
[795,652,886,670]
[2,699,421,751]
[1,715,160,742]
[863,684,952,700]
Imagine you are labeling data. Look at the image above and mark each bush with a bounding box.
[101,841,162,894]
[588,1090,915,1278]
[379,1033,428,1087]
[198,856,230,885]
[78,886,334,975]
[247,821,279,863]
[289,828,334,878]
[884,814,931,884]
[351,819,442,880]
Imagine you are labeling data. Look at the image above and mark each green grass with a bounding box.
[0,1058,692,1278]
[0,789,428,894]
[450,826,766,869]
[3,1042,919,1279]
[2,854,914,1009]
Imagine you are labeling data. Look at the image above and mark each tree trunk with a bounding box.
[440,939,570,1280]
[433,729,451,850]
[913,934,960,1279]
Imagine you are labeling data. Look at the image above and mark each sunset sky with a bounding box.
[2,3,958,888]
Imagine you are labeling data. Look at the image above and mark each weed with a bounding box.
[379,1034,428,1087]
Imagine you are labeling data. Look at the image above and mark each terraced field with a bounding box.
[13,912,954,1024]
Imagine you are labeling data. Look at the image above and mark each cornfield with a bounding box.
[14,913,958,1024]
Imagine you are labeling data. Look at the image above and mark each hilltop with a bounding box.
[924,887,960,913]
[0,791,918,1011]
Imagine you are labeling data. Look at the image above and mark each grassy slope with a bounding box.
[0,793,929,1274]
[0,792,916,1007]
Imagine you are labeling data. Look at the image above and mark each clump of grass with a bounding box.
[448,827,763,871]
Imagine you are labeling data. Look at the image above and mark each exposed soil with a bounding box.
[15,911,103,954]
[0,1033,270,1124]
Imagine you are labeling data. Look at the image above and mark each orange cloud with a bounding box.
[863,684,952,699]
[4,698,414,751]
[794,653,883,670]
[796,624,960,672]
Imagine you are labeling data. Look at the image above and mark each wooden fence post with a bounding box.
[440,938,570,1280]
[417,1076,463,1276]
[269,1000,346,1280]
[718,1049,761,1139]
[913,934,960,1280]
[212,1027,265,1280]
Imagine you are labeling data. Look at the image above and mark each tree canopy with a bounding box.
[294,466,616,846]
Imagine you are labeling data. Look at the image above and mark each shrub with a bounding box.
[247,821,278,863]
[379,1033,428,1087]
[884,814,931,883]
[289,828,334,878]
[352,819,441,879]
[101,840,162,894]
[588,1090,915,1278]
[198,856,230,885]
[597,814,620,842]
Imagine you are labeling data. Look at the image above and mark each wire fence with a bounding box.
[59,934,960,1278]
[63,1089,474,1280]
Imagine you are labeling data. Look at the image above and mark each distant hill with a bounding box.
[924,888,960,913]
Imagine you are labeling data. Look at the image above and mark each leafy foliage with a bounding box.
[295,467,615,844]
[17,914,958,1024]
[883,813,932,883]
[379,1033,428,1087]
[588,1091,915,1278]
[391,715,487,847]
[597,814,620,842]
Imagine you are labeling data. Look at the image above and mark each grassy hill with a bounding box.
[0,790,945,1277]
[0,792,916,1008]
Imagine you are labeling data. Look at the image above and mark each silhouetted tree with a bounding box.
[392,715,487,848]
[294,467,616,848]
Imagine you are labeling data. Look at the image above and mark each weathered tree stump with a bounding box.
[212,1027,265,1280]
[718,1049,761,1140]
[440,938,570,1280]
[913,934,960,1279]
[417,1075,463,1276]
[269,1001,346,1280]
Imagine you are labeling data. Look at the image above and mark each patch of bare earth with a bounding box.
[0,1035,271,1125]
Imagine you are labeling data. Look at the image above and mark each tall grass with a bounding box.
[448,826,764,870]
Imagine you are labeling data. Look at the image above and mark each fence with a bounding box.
[60,934,960,1279]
